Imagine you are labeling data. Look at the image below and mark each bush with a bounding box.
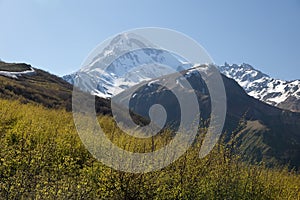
[0,99,299,199]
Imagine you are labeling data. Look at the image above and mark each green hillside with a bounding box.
[1,99,299,199]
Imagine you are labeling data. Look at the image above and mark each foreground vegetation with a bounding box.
[0,99,299,199]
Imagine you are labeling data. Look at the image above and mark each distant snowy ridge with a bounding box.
[0,67,35,79]
[218,63,300,109]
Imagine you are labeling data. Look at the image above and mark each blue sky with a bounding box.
[0,0,299,80]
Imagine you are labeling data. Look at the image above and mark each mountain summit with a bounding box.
[63,33,191,98]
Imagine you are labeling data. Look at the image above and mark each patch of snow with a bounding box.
[148,79,159,86]
[0,67,35,79]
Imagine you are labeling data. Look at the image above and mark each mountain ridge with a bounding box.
[62,34,299,112]
[218,63,300,112]
[65,62,300,112]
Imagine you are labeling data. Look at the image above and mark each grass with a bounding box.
[0,99,299,199]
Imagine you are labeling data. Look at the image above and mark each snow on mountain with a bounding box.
[0,67,35,79]
[218,63,300,110]
[63,33,191,98]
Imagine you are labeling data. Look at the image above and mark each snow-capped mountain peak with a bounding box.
[83,33,158,71]
[64,33,191,98]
